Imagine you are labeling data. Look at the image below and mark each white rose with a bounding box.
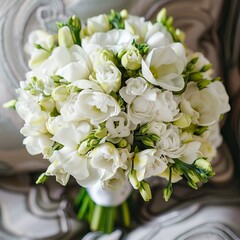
[94,62,121,93]
[82,29,133,55]
[142,43,187,91]
[106,112,131,141]
[182,81,230,126]
[24,30,54,69]
[86,14,110,35]
[46,160,70,186]
[155,90,179,122]
[145,22,173,49]
[119,77,148,103]
[134,149,167,181]
[146,121,167,137]
[75,89,121,125]
[126,88,157,125]
[156,124,185,158]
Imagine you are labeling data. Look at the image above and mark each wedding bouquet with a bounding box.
[5,9,230,233]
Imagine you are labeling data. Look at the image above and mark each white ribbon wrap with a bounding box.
[87,180,132,207]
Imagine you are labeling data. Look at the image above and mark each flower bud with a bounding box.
[187,170,200,183]
[139,181,152,201]
[128,170,140,189]
[118,139,128,148]
[39,97,55,112]
[89,139,99,147]
[163,183,173,201]
[78,140,90,155]
[58,26,74,48]
[95,128,108,139]
[121,46,142,70]
[156,8,167,23]
[194,158,212,172]
[87,14,110,35]
[52,85,69,102]
[173,113,192,129]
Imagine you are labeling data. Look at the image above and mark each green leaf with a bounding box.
[36,173,48,184]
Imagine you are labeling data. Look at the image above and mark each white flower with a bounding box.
[51,148,100,187]
[122,88,158,125]
[46,160,70,186]
[24,30,54,69]
[94,62,121,93]
[142,43,187,91]
[189,52,213,78]
[60,92,82,122]
[23,134,54,158]
[52,121,92,147]
[46,115,69,135]
[133,149,167,181]
[119,77,148,103]
[82,29,133,55]
[180,141,201,164]
[124,15,149,40]
[145,22,173,49]
[156,124,185,158]
[86,14,110,35]
[75,89,121,124]
[205,123,223,148]
[106,112,131,141]
[146,121,167,137]
[182,81,230,126]
[155,90,179,122]
[89,142,123,182]
[40,45,92,80]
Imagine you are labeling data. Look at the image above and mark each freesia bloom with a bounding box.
[142,43,187,91]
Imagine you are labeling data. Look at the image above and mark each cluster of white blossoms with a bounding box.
[15,9,230,201]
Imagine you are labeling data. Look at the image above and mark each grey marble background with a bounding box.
[0,0,239,239]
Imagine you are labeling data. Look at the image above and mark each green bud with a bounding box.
[142,137,155,148]
[187,179,198,189]
[95,128,108,139]
[140,124,149,134]
[118,139,128,148]
[197,79,212,90]
[200,64,212,72]
[156,8,167,23]
[89,139,99,147]
[175,28,185,42]
[36,173,48,184]
[118,49,127,60]
[139,181,152,201]
[163,183,173,201]
[3,99,17,109]
[189,72,203,81]
[121,47,142,70]
[166,16,173,27]
[187,170,200,183]
[173,164,183,175]
[128,170,140,189]
[193,126,208,135]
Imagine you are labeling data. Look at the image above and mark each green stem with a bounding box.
[74,188,86,208]
[105,207,115,234]
[77,194,90,220]
[121,201,130,228]
[90,205,103,231]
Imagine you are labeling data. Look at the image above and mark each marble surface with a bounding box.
[0,0,239,239]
